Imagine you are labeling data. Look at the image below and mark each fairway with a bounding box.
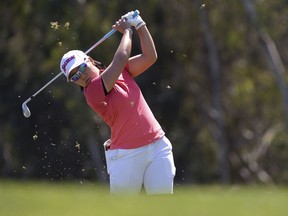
[0,181,287,216]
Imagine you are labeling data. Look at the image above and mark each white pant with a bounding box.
[104,136,176,195]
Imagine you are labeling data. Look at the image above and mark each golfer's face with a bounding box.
[69,61,98,87]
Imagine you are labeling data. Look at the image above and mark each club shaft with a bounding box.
[25,72,63,103]
[85,29,116,54]
[22,29,117,106]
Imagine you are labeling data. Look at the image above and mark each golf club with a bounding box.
[22,10,139,118]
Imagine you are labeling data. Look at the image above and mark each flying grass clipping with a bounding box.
[50,21,70,47]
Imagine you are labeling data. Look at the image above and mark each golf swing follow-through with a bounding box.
[22,10,140,118]
[23,10,176,195]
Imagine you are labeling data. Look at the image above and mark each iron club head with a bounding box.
[22,102,31,118]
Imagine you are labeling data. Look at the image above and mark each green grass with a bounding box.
[0,180,287,216]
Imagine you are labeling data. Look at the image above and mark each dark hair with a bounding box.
[93,59,106,72]
[80,59,106,92]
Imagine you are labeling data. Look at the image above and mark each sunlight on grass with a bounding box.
[0,181,287,216]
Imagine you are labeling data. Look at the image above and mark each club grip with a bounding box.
[132,10,140,18]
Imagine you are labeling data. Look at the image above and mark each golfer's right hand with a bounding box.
[112,18,132,34]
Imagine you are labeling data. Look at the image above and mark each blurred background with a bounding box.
[1,0,288,186]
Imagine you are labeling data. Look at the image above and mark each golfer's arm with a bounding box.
[128,26,157,77]
[101,29,132,92]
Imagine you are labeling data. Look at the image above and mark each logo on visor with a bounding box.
[62,55,75,72]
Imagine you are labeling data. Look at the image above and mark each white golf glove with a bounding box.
[122,11,146,30]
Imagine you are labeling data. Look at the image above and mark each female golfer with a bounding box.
[60,12,176,194]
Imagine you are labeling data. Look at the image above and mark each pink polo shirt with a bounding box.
[84,66,164,150]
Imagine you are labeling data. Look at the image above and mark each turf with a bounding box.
[0,180,287,216]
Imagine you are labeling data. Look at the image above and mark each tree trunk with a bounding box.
[197,0,230,184]
[241,0,288,127]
